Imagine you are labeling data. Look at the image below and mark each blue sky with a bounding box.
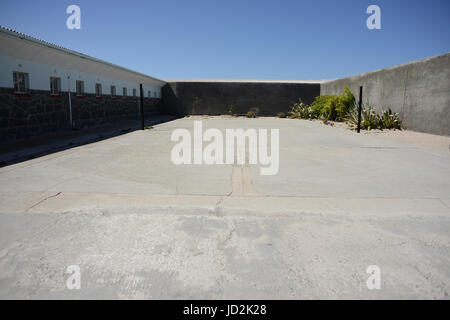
[0,0,449,80]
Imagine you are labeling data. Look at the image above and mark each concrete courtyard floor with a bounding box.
[0,116,449,299]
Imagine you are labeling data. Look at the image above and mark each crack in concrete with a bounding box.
[213,196,224,216]
[218,220,236,250]
[25,192,61,212]
[439,198,450,210]
[0,214,65,261]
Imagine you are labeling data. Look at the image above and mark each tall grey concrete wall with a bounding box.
[162,81,320,117]
[321,53,450,136]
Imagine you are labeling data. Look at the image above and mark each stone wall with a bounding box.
[321,53,450,136]
[0,87,161,142]
[162,81,320,116]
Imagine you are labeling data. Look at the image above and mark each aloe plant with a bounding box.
[288,99,314,119]
[380,109,402,129]
[346,103,379,130]
[346,103,402,130]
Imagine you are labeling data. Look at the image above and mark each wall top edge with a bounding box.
[164,79,326,84]
[322,52,450,84]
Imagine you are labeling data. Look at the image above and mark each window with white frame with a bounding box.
[13,72,29,93]
[76,80,84,96]
[123,87,127,97]
[50,77,61,95]
[133,88,136,97]
[111,85,116,96]
[148,90,151,98]
[95,83,102,97]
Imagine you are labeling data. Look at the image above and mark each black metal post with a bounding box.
[139,84,144,130]
[357,86,363,133]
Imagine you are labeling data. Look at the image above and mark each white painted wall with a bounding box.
[0,55,161,98]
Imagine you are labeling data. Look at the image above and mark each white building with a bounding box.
[0,26,165,98]
[0,26,167,141]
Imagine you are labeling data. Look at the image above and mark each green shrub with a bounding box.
[309,95,331,119]
[309,86,355,121]
[288,87,402,131]
[277,112,287,118]
[289,86,355,121]
[340,86,356,118]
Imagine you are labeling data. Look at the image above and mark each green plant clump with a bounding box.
[288,86,355,121]
[246,107,260,118]
[309,86,355,121]
[346,103,402,130]
[380,108,402,129]
[191,95,202,113]
[287,86,402,131]
[228,104,235,115]
[288,99,313,119]
[353,106,380,130]
[277,112,287,118]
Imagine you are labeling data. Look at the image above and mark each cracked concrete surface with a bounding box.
[0,116,449,299]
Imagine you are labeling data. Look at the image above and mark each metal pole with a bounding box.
[68,75,73,128]
[139,84,144,130]
[357,86,363,133]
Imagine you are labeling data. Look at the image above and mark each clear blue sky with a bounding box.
[1,0,449,80]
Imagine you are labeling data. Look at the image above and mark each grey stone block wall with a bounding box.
[162,81,320,117]
[0,87,161,142]
[321,53,450,136]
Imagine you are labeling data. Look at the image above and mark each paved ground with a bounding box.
[0,116,449,299]
[0,115,175,166]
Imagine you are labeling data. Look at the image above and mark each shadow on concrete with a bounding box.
[0,115,178,168]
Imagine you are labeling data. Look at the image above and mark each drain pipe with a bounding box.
[67,75,73,128]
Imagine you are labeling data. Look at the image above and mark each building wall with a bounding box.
[321,53,450,136]
[162,81,321,116]
[0,54,163,143]
[0,55,161,98]
[0,87,161,142]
